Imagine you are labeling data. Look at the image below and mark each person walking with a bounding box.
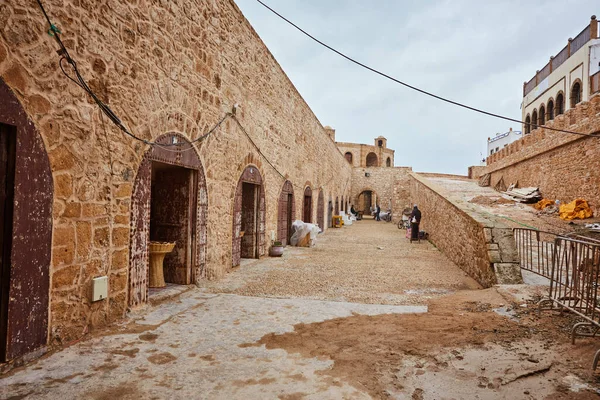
[375,204,381,221]
[410,204,421,242]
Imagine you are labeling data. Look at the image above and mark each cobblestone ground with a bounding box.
[199,219,481,304]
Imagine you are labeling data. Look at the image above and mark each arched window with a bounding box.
[366,152,378,167]
[531,109,538,131]
[378,140,383,147]
[386,157,391,167]
[547,99,554,121]
[344,152,353,164]
[539,104,545,126]
[524,114,531,134]
[556,93,564,115]
[571,81,582,108]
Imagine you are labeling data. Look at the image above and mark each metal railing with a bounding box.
[515,228,600,368]
[513,228,558,279]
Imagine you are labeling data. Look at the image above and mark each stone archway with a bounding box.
[277,180,295,246]
[0,79,53,362]
[357,189,378,217]
[317,189,325,232]
[232,165,266,266]
[129,133,208,308]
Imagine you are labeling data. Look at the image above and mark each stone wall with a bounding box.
[409,174,522,288]
[483,94,600,213]
[336,141,395,168]
[350,167,412,221]
[0,0,352,347]
[467,166,486,180]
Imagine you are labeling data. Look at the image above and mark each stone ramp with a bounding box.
[410,174,523,287]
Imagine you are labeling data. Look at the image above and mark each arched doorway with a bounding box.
[277,180,295,246]
[129,133,208,307]
[386,157,391,167]
[232,165,266,266]
[357,189,377,217]
[327,197,333,228]
[0,79,53,362]
[317,189,325,232]
[341,196,344,212]
[366,152,378,167]
[344,152,353,164]
[335,196,339,215]
[303,186,313,223]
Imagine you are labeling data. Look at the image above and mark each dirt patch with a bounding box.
[254,289,600,399]
[469,195,514,206]
[198,354,215,361]
[92,363,119,372]
[138,332,159,342]
[90,382,141,400]
[44,372,84,385]
[232,377,277,387]
[147,352,177,365]
[110,348,139,358]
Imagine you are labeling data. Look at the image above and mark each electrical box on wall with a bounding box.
[92,276,108,302]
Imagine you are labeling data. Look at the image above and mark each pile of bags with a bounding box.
[290,220,321,247]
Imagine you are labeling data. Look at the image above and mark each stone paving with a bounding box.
[0,219,472,399]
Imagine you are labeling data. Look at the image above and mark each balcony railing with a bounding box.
[523,17,597,97]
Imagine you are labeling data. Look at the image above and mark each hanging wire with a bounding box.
[255,0,599,138]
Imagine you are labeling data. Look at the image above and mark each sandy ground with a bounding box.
[1,219,600,399]
[199,220,481,305]
[424,177,600,235]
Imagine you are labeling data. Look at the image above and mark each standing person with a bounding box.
[350,205,357,216]
[375,204,381,221]
[410,204,421,242]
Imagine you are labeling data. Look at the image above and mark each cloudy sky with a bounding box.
[235,0,597,174]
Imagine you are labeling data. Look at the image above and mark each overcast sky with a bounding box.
[235,0,597,174]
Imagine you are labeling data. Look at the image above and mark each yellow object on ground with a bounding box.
[534,199,555,210]
[332,215,343,228]
[559,199,593,220]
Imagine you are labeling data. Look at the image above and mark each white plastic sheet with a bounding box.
[290,220,320,246]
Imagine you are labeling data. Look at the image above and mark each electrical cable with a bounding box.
[35,0,231,148]
[255,0,600,138]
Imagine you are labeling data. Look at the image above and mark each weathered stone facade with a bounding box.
[409,174,522,288]
[350,166,412,220]
[0,0,352,359]
[336,136,395,168]
[482,94,600,214]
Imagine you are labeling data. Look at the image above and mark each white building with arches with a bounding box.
[522,15,600,134]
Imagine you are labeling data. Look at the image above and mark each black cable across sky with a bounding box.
[255,0,598,138]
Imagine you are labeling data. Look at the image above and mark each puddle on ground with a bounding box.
[492,306,519,322]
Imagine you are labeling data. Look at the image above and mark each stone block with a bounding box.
[55,174,73,199]
[487,250,502,263]
[52,264,80,289]
[493,263,523,284]
[483,228,493,243]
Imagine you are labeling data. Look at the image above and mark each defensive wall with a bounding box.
[409,173,522,288]
[482,94,600,214]
[0,0,352,359]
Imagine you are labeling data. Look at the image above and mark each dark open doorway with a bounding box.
[358,190,377,218]
[149,161,197,285]
[129,133,207,308]
[317,190,324,232]
[241,182,259,258]
[232,166,265,267]
[303,187,312,223]
[0,123,16,362]
[277,180,295,246]
[327,198,333,228]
